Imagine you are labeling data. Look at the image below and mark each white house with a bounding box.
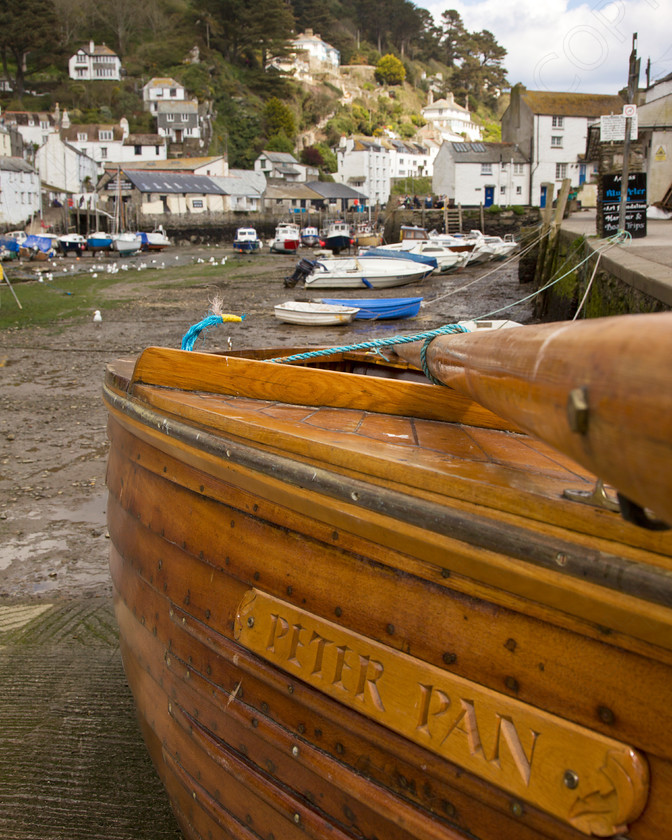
[383,139,434,184]
[638,72,672,204]
[34,133,99,195]
[432,141,530,207]
[68,41,121,81]
[421,92,482,143]
[1,111,55,153]
[209,170,267,212]
[254,151,318,182]
[156,101,201,144]
[0,158,41,226]
[291,29,339,70]
[59,117,166,171]
[0,125,12,157]
[142,78,186,114]
[501,85,623,206]
[336,137,391,206]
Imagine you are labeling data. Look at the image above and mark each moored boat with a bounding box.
[58,233,87,256]
[273,300,360,325]
[270,223,301,254]
[233,228,262,254]
[87,231,113,252]
[137,226,171,251]
[300,226,321,247]
[284,255,433,289]
[112,232,142,257]
[324,220,353,254]
[104,312,672,840]
[320,296,423,320]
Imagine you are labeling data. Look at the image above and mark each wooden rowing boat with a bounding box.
[104,312,672,840]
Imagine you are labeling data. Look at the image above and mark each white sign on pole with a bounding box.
[623,103,637,118]
[600,114,638,142]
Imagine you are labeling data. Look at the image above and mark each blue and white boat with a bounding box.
[358,246,438,272]
[300,226,320,247]
[233,227,262,253]
[87,231,113,251]
[320,296,423,320]
[324,220,353,254]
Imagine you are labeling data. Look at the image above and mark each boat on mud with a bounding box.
[324,220,353,254]
[319,296,423,320]
[273,300,360,325]
[283,255,434,289]
[270,223,301,254]
[104,312,672,840]
[300,226,321,248]
[233,228,262,254]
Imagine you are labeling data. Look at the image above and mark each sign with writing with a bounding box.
[600,114,638,142]
[601,172,647,238]
[192,199,203,208]
[236,589,649,836]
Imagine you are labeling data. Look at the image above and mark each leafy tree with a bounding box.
[440,9,468,67]
[300,146,324,167]
[388,0,425,59]
[375,53,405,85]
[265,131,295,154]
[453,29,507,105]
[0,0,57,96]
[262,96,296,139]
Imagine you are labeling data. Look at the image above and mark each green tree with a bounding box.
[375,53,405,85]
[265,131,295,154]
[0,0,56,96]
[440,9,469,67]
[262,96,296,139]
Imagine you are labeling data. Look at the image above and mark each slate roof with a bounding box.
[264,182,323,200]
[0,157,36,173]
[61,124,124,142]
[144,77,183,89]
[156,100,198,115]
[104,156,225,172]
[520,90,624,118]
[261,151,299,164]
[305,181,368,201]
[210,170,266,196]
[124,170,225,194]
[447,141,529,164]
[123,134,164,146]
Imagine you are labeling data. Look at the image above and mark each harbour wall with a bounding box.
[524,224,672,321]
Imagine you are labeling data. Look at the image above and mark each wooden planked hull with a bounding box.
[104,323,672,840]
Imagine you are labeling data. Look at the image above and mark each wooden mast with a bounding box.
[391,313,672,524]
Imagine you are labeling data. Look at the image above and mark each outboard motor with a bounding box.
[284,258,318,288]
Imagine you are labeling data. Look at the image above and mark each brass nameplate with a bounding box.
[235,589,648,836]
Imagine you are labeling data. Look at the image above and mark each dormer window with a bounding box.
[99,130,113,141]
[77,132,88,142]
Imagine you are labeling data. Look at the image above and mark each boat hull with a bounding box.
[273,301,360,325]
[104,341,672,840]
[320,296,423,319]
[233,241,261,253]
[303,257,432,289]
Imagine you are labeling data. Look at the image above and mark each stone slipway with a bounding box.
[0,600,182,839]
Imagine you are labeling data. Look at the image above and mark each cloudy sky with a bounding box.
[423,0,672,94]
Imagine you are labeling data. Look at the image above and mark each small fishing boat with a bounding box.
[20,234,57,260]
[87,231,113,252]
[284,256,433,290]
[324,220,353,254]
[104,312,672,840]
[233,228,262,254]
[320,296,423,320]
[58,233,87,256]
[270,223,301,253]
[300,226,321,247]
[355,223,382,248]
[112,232,142,257]
[137,226,171,252]
[365,243,465,273]
[273,300,360,325]
[359,246,439,273]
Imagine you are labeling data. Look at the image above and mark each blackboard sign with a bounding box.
[601,172,647,238]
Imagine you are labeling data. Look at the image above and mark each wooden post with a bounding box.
[480,203,484,232]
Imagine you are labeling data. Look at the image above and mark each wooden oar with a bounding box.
[392,313,672,525]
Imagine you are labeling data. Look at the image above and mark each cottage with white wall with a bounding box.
[291,29,340,70]
[336,137,391,206]
[0,158,41,226]
[156,101,201,144]
[68,41,121,81]
[255,151,317,182]
[34,133,99,195]
[432,141,530,207]
[142,78,186,114]
[501,85,623,206]
[422,92,482,142]
[60,117,166,171]
[1,111,55,154]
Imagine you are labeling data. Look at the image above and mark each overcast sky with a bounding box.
[423,0,672,94]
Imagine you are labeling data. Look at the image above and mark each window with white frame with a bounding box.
[77,132,88,142]
[99,130,113,141]
[552,116,564,129]
[555,163,567,179]
[481,163,492,175]
[500,186,506,193]
[100,147,107,158]
[167,114,174,121]
[516,186,522,195]
[514,163,524,175]
[551,136,563,148]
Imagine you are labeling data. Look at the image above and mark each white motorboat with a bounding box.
[270,223,301,253]
[367,242,466,273]
[136,225,171,251]
[58,233,87,256]
[233,228,262,253]
[273,301,360,325]
[285,255,434,290]
[300,226,320,247]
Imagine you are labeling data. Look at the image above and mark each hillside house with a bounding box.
[291,29,340,70]
[0,158,41,226]
[156,101,201,144]
[383,139,435,184]
[255,151,318,182]
[1,111,55,153]
[432,141,530,207]
[143,78,186,114]
[502,85,623,206]
[59,118,166,171]
[68,41,121,81]
[422,93,482,142]
[336,137,391,206]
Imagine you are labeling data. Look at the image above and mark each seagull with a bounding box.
[93,310,102,325]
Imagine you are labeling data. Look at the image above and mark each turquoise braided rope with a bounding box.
[267,323,469,378]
